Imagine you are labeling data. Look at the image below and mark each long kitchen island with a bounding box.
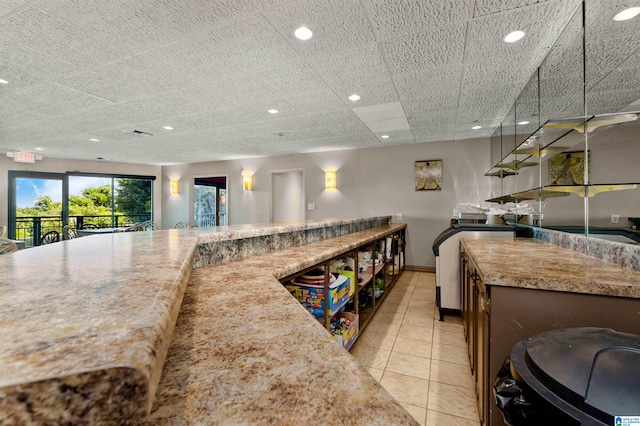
[460,237,640,426]
[0,217,417,425]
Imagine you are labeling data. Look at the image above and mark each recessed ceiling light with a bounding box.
[35,147,44,151]
[0,79,8,84]
[163,126,173,130]
[348,94,361,101]
[472,125,482,130]
[381,135,389,139]
[89,138,100,142]
[518,120,530,125]
[268,109,278,114]
[614,7,640,21]
[294,26,313,40]
[504,30,525,43]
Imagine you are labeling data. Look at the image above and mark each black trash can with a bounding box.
[494,327,640,426]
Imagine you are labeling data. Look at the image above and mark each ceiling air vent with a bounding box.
[132,129,153,136]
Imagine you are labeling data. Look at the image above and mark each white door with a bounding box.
[270,169,304,223]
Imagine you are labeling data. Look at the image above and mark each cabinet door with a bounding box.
[475,278,489,426]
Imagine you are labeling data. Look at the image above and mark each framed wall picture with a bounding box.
[415,160,442,191]
[549,151,590,185]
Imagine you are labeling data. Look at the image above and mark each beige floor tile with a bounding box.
[380,371,429,408]
[431,342,470,366]
[398,323,433,342]
[433,320,464,333]
[429,359,474,389]
[357,330,397,350]
[377,301,409,314]
[385,292,413,306]
[409,297,437,309]
[426,409,480,426]
[364,366,384,382]
[401,403,426,426]
[350,344,391,369]
[393,335,432,358]
[386,352,431,380]
[374,309,406,323]
[402,315,435,328]
[366,316,403,335]
[405,305,435,319]
[440,314,463,325]
[427,382,479,422]
[432,327,466,347]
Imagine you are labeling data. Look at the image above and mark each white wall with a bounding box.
[0,156,163,228]
[161,138,493,268]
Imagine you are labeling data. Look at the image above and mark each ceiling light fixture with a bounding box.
[89,138,100,142]
[504,30,525,43]
[0,79,8,84]
[35,147,44,151]
[381,135,389,139]
[472,125,482,130]
[268,109,278,114]
[614,7,640,21]
[294,26,313,40]
[163,126,173,130]
[348,94,361,101]
[518,120,530,125]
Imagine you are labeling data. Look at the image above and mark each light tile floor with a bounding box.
[351,271,480,426]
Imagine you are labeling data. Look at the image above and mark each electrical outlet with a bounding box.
[308,203,315,210]
[611,214,620,224]
[396,213,403,221]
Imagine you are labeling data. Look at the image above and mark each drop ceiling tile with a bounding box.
[201,14,300,72]
[364,0,471,39]
[382,24,467,76]
[264,0,375,56]
[0,6,125,68]
[0,0,28,17]
[248,62,328,98]
[270,116,321,131]
[283,89,349,115]
[332,81,399,107]
[308,44,389,85]
[0,37,75,93]
[473,0,556,17]
[290,127,337,139]
[394,68,461,101]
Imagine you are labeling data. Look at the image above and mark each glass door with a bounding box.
[194,177,227,227]
[8,171,68,247]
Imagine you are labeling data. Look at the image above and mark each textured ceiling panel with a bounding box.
[0,0,636,165]
[0,38,75,94]
[0,7,125,68]
[365,0,472,39]
[264,0,375,56]
[473,0,562,17]
[382,25,467,76]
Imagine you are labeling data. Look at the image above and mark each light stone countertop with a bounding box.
[462,238,640,298]
[0,218,415,425]
[139,224,416,425]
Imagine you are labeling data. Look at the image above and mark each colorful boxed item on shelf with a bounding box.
[332,311,359,349]
[338,270,355,297]
[286,274,350,317]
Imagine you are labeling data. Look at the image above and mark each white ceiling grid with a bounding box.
[2,0,633,166]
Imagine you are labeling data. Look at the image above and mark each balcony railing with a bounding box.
[14,214,151,248]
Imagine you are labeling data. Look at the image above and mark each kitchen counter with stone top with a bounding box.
[0,217,415,425]
[138,223,416,425]
[461,237,640,298]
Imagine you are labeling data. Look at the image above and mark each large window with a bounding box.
[8,171,155,246]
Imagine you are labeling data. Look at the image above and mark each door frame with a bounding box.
[8,171,69,242]
[190,173,229,226]
[269,168,305,223]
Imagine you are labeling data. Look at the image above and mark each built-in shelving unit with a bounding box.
[280,228,406,350]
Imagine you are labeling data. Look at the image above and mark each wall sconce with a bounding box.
[170,179,179,195]
[325,171,337,189]
[243,175,254,192]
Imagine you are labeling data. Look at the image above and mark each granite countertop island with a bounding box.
[461,237,640,298]
[0,217,417,425]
